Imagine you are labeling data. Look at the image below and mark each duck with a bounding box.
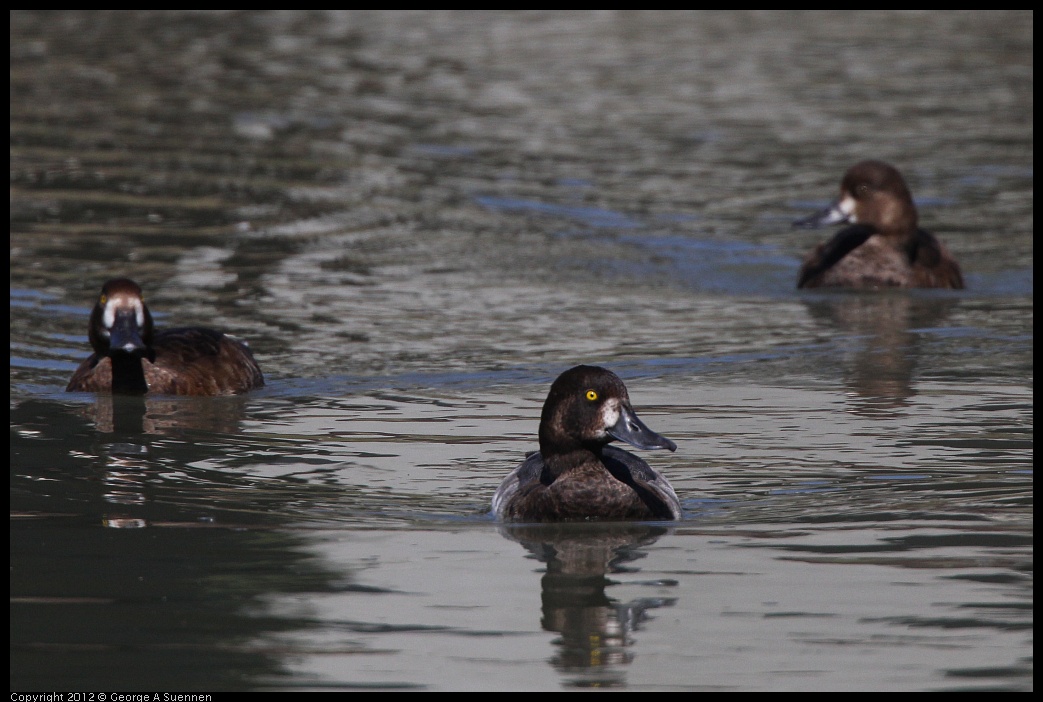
[66,278,264,396]
[492,365,681,522]
[793,160,964,289]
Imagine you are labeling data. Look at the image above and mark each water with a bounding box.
[10,11,1032,691]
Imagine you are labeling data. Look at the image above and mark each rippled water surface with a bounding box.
[10,11,1032,691]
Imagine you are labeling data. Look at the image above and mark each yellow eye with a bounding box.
[99,294,107,304]
[585,390,598,401]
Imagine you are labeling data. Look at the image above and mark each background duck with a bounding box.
[793,160,964,289]
[66,278,264,396]
[493,365,681,522]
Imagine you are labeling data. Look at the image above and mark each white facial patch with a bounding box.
[598,398,621,435]
[102,299,116,330]
[838,194,857,223]
[102,294,145,330]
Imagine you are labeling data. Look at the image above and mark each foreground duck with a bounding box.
[66,278,264,396]
[493,365,681,522]
[793,160,964,289]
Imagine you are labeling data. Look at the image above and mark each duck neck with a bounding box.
[539,442,605,480]
[109,352,149,395]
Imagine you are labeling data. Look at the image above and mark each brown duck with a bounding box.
[794,160,964,289]
[67,278,264,396]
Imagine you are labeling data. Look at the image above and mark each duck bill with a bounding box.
[793,202,849,229]
[108,309,148,355]
[607,405,677,452]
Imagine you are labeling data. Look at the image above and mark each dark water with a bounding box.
[10,11,1032,691]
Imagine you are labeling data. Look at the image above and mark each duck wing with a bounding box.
[601,445,682,520]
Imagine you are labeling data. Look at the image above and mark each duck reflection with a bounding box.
[80,392,254,435]
[499,522,675,688]
[48,395,257,528]
[801,291,960,415]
